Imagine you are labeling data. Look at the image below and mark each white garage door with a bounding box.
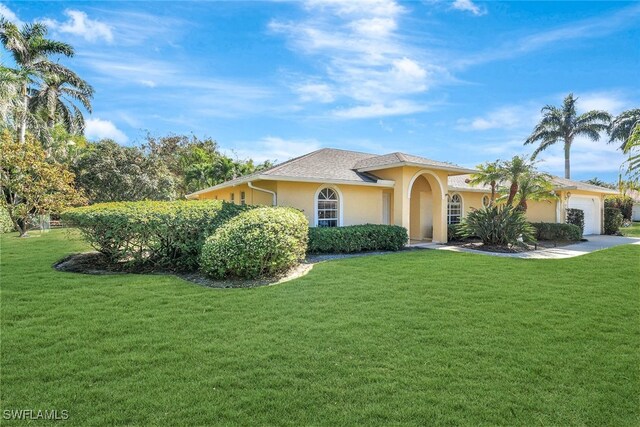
[568,196,600,235]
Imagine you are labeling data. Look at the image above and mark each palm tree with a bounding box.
[468,160,501,204]
[0,19,75,143]
[30,71,93,133]
[609,109,640,151]
[512,172,556,212]
[524,93,611,179]
[500,155,533,206]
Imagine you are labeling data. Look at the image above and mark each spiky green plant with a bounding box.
[460,205,536,246]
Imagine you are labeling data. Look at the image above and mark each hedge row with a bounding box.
[62,200,249,270]
[604,207,623,235]
[530,222,582,241]
[200,207,308,279]
[566,208,584,234]
[605,196,633,220]
[307,224,407,254]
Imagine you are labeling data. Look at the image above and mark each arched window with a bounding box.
[447,193,462,225]
[482,194,490,207]
[317,187,339,227]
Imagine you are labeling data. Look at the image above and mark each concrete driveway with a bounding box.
[432,235,640,259]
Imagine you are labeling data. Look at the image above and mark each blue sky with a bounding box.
[2,1,639,181]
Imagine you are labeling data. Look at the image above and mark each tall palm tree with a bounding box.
[468,160,501,204]
[524,93,611,179]
[0,19,75,143]
[30,71,93,133]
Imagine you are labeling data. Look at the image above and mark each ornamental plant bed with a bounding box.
[54,251,313,288]
[449,239,577,253]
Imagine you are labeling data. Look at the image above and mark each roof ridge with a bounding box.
[261,148,330,175]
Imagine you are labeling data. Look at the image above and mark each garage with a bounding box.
[568,195,600,235]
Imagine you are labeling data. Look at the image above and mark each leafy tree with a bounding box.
[524,93,611,179]
[72,140,176,203]
[0,19,75,143]
[510,171,556,212]
[584,177,615,189]
[468,160,501,204]
[0,130,86,236]
[499,155,534,206]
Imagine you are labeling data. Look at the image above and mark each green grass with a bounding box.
[1,230,639,426]
[621,221,640,237]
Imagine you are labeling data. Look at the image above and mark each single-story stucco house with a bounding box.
[186,148,617,242]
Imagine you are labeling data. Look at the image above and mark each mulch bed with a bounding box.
[449,239,579,253]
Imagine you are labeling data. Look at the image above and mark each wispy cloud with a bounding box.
[0,3,23,26]
[457,104,539,131]
[451,0,486,16]
[457,4,640,68]
[43,10,113,43]
[226,136,322,163]
[270,0,448,118]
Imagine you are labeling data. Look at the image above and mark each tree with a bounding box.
[0,19,75,143]
[0,131,86,236]
[524,93,611,179]
[30,70,93,132]
[468,160,501,204]
[511,171,556,212]
[584,177,615,189]
[609,109,640,151]
[499,155,534,206]
[72,139,176,203]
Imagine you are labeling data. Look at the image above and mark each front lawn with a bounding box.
[621,221,640,237]
[1,230,638,426]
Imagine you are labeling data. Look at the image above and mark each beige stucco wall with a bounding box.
[526,200,557,223]
[194,181,275,206]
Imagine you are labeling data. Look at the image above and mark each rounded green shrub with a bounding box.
[530,222,582,241]
[62,200,249,270]
[307,224,407,254]
[566,208,585,235]
[200,207,308,279]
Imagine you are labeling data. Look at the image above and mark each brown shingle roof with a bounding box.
[354,151,474,173]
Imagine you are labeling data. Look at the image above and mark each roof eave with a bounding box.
[357,161,476,175]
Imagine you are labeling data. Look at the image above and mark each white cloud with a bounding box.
[576,92,628,115]
[452,0,486,16]
[537,135,627,174]
[333,100,428,119]
[457,104,539,131]
[296,83,335,103]
[0,3,23,26]
[227,137,322,163]
[85,118,129,143]
[43,10,113,43]
[270,0,444,118]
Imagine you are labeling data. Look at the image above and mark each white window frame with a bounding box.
[447,193,463,225]
[240,191,246,205]
[482,194,490,207]
[230,192,235,204]
[314,185,343,227]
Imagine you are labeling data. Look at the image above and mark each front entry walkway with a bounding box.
[412,235,640,259]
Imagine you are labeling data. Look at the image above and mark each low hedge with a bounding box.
[62,200,249,270]
[200,207,308,279]
[530,222,582,241]
[307,224,407,254]
[604,207,623,235]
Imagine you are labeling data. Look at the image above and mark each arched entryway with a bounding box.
[407,170,446,243]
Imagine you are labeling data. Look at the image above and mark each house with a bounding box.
[186,148,617,241]
[629,190,640,221]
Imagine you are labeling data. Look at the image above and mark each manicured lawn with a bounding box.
[1,230,639,426]
[621,221,640,237]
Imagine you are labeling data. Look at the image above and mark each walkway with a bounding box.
[409,235,640,259]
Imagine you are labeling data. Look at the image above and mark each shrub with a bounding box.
[460,205,535,246]
[604,207,623,235]
[530,222,582,241]
[62,200,248,270]
[307,224,407,254]
[0,208,15,233]
[447,224,464,242]
[200,207,308,279]
[565,208,585,235]
[605,196,633,220]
